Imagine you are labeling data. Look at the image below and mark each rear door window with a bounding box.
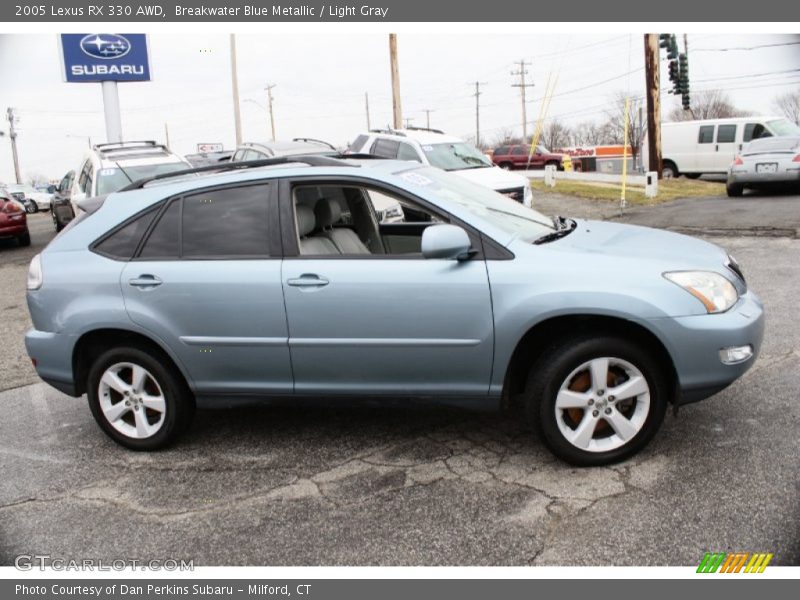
[512,146,528,155]
[181,185,270,257]
[370,138,400,159]
[698,126,715,144]
[494,146,509,156]
[716,124,737,143]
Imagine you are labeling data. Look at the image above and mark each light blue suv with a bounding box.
[25,156,764,465]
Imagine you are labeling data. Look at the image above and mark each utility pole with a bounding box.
[511,59,534,142]
[365,92,371,130]
[164,122,170,148]
[389,34,403,129]
[422,109,434,129]
[265,84,276,141]
[644,34,662,179]
[6,108,21,184]
[470,82,486,148]
[229,34,243,146]
[403,117,415,128]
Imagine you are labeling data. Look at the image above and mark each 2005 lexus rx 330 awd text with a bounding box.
[25,156,764,466]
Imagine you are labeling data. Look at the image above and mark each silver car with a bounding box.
[25,156,764,466]
[727,135,800,196]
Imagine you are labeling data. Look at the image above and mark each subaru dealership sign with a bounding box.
[60,33,150,82]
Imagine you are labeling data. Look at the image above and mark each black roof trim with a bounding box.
[118,154,363,192]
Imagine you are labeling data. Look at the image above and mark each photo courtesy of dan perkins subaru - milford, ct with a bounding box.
[24,155,764,466]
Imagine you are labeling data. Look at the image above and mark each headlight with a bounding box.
[27,254,43,290]
[523,183,533,208]
[663,271,738,313]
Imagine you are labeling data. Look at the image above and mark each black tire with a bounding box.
[726,182,744,197]
[25,202,36,214]
[499,162,513,170]
[52,210,64,232]
[86,345,195,450]
[684,173,702,180]
[524,335,668,466]
[662,162,678,179]
[17,232,31,247]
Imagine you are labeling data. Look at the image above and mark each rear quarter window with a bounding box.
[93,207,158,259]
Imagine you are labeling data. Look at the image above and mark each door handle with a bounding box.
[287,274,329,288]
[715,144,719,152]
[128,274,163,288]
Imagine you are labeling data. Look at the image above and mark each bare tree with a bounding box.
[570,120,616,146]
[490,128,522,148]
[26,173,49,187]
[772,89,800,125]
[605,92,646,169]
[540,118,571,151]
[668,90,750,121]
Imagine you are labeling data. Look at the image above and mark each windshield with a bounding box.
[397,167,555,243]
[767,119,800,137]
[422,143,493,171]
[96,162,188,195]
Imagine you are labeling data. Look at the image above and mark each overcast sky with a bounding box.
[0,32,798,183]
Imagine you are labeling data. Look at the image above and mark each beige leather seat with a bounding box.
[296,205,339,255]
[314,198,370,255]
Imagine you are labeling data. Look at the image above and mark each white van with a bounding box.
[654,116,800,178]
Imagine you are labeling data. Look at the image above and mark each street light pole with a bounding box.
[6,108,21,184]
[229,34,243,146]
[265,84,276,141]
[389,34,403,129]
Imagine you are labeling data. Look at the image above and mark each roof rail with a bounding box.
[292,137,337,150]
[369,128,406,137]
[404,126,445,135]
[94,140,170,155]
[118,154,361,192]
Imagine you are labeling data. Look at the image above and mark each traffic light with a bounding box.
[682,93,691,110]
[668,59,680,93]
[679,53,689,93]
[659,33,672,49]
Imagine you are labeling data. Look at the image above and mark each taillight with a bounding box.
[733,156,744,166]
[793,154,800,162]
[2,200,23,214]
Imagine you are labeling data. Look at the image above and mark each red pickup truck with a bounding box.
[491,144,564,170]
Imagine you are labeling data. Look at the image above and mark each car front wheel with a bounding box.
[87,346,195,450]
[525,335,668,466]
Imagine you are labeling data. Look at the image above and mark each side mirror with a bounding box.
[421,224,474,261]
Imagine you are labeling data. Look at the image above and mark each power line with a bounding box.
[692,41,800,52]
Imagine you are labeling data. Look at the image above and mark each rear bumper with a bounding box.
[728,167,800,185]
[0,221,27,237]
[647,290,765,406]
[25,328,80,397]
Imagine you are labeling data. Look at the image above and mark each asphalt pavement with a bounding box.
[0,195,798,566]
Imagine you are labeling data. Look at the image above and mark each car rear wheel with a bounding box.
[525,335,668,466]
[52,209,64,232]
[87,346,195,450]
[17,232,31,247]
[661,162,678,179]
[499,162,513,170]
[726,182,744,197]
[26,202,37,214]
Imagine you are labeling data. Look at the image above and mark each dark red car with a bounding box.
[0,189,30,247]
[492,144,564,170]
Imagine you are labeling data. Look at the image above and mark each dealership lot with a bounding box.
[0,194,798,565]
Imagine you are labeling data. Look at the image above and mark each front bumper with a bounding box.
[647,290,765,405]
